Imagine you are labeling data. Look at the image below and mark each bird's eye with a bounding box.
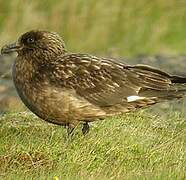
[27,38,35,43]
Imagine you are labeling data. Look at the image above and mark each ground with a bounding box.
[0,108,185,179]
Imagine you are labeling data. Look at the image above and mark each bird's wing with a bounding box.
[48,54,173,107]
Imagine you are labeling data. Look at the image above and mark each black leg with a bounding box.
[67,125,75,137]
[82,122,90,135]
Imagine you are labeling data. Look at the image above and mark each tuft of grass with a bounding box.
[0,110,185,179]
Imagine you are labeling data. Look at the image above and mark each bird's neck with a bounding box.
[13,55,46,92]
[14,56,37,78]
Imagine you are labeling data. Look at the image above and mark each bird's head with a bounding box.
[1,30,67,60]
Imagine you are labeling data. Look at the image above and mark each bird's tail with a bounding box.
[138,73,186,101]
[170,75,186,84]
[124,65,186,111]
[126,87,186,112]
[127,65,186,101]
[140,76,186,100]
[139,88,186,101]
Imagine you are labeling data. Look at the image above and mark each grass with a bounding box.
[0,0,186,179]
[0,110,185,179]
[1,0,186,57]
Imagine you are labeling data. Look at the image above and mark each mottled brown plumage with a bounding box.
[1,30,186,135]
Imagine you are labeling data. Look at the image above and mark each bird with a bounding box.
[1,30,186,135]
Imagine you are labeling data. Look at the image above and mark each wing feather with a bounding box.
[48,54,174,107]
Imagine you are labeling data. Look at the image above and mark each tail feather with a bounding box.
[130,65,186,101]
[170,75,186,83]
[139,88,186,100]
[124,89,185,112]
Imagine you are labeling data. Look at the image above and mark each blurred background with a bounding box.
[0,0,186,113]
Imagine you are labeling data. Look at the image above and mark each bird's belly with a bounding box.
[39,87,107,122]
[14,82,106,125]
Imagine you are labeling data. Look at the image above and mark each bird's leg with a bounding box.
[67,124,75,137]
[82,122,90,135]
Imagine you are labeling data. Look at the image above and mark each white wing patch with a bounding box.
[127,95,146,102]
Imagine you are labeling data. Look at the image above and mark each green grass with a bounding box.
[1,0,186,57]
[0,110,185,179]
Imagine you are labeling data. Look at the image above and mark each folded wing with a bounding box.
[48,54,186,113]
